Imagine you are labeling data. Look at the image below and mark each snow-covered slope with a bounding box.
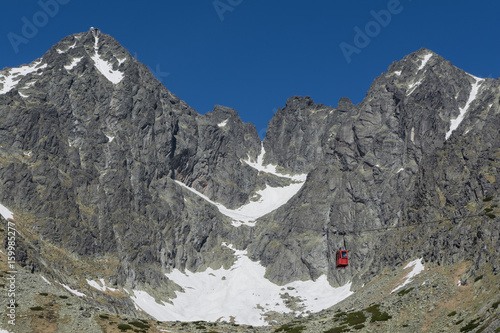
[177,145,307,227]
[131,244,353,326]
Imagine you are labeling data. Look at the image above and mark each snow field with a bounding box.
[131,244,353,326]
[155,146,348,325]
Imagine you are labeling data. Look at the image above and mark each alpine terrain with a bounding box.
[0,29,499,332]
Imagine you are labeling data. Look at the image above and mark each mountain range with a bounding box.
[0,28,499,332]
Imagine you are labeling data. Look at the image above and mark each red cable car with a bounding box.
[336,249,348,268]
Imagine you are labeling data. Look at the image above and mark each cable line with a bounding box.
[262,212,491,236]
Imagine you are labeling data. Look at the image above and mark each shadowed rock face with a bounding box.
[0,31,499,319]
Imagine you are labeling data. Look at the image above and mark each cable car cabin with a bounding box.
[336,250,348,268]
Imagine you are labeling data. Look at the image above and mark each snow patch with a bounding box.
[131,243,353,326]
[445,77,484,140]
[391,258,425,293]
[394,70,402,76]
[407,79,423,96]
[0,203,13,220]
[218,119,229,127]
[59,283,86,297]
[243,144,307,182]
[418,53,433,70]
[18,91,29,98]
[87,279,118,292]
[176,180,304,227]
[176,143,307,227]
[56,42,76,54]
[91,54,124,84]
[105,135,115,142]
[91,32,124,84]
[65,57,83,71]
[41,276,52,285]
[0,60,46,95]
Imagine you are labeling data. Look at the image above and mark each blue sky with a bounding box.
[1,1,499,137]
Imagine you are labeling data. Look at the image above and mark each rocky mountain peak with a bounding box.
[336,97,354,112]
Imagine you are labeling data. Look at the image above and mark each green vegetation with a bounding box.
[39,292,48,296]
[460,318,480,332]
[483,197,493,202]
[117,323,133,331]
[99,314,110,319]
[130,321,150,329]
[491,301,500,309]
[397,287,414,296]
[275,323,306,332]
[30,306,44,311]
[353,324,365,330]
[447,311,457,317]
[334,311,347,320]
[59,295,68,299]
[477,326,486,333]
[474,275,484,282]
[365,304,392,322]
[340,311,366,326]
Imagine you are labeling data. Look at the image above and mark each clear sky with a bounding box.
[1,1,499,137]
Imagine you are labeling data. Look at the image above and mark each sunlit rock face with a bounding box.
[1,31,499,327]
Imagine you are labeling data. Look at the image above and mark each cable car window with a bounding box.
[342,252,347,258]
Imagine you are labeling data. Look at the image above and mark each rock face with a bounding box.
[0,31,499,328]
